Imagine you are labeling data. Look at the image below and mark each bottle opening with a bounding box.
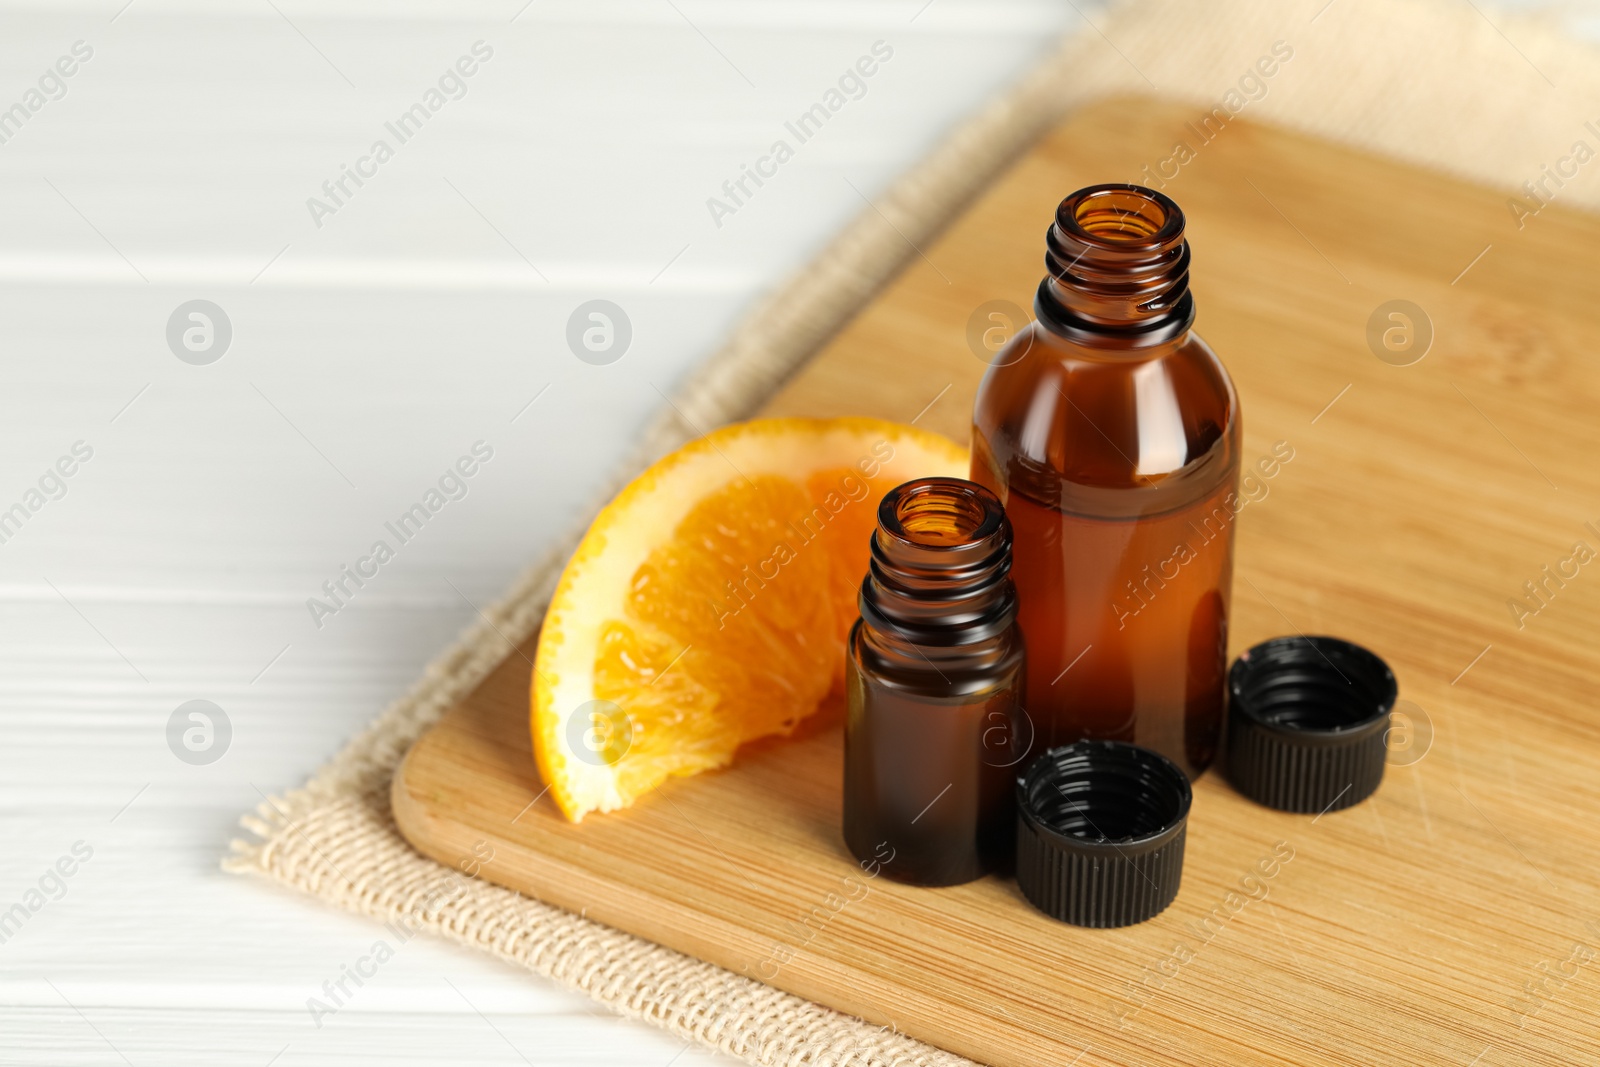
[1041,183,1194,337]
[885,478,1000,548]
[1072,188,1168,243]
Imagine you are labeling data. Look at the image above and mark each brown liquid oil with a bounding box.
[842,478,1026,886]
[970,185,1240,778]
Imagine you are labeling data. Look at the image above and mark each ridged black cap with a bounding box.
[1226,636,1396,814]
[1015,741,1191,927]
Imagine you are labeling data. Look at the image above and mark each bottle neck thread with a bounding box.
[858,479,1016,651]
[1037,184,1195,347]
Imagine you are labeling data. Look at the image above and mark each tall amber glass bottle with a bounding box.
[970,184,1239,779]
[843,478,1025,887]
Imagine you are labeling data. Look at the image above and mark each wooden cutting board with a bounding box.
[392,96,1600,1067]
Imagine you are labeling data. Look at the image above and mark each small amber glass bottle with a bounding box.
[842,477,1026,887]
[971,184,1240,779]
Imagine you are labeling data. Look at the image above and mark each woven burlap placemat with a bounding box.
[226,2,1600,1063]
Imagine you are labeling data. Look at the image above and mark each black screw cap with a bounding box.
[1015,741,1192,928]
[1226,636,1397,814]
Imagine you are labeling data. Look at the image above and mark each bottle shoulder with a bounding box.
[972,324,1240,514]
[850,618,1026,698]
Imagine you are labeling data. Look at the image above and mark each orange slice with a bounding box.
[532,416,967,821]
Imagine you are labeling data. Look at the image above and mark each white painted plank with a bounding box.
[0,3,1078,1062]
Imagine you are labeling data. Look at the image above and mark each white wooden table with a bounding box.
[0,1,1585,1064]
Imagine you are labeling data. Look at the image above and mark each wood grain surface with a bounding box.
[392,96,1600,1067]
